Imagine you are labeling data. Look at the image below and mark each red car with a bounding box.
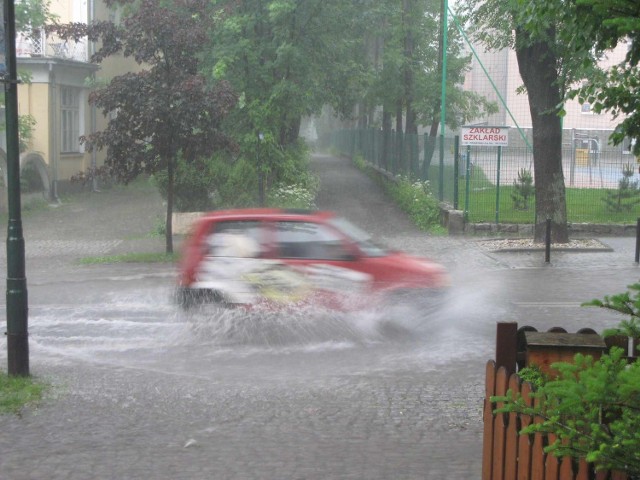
[176,209,450,310]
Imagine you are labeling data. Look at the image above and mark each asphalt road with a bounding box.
[0,153,638,480]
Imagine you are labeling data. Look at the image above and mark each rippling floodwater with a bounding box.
[21,277,499,383]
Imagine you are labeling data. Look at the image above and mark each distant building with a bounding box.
[0,0,131,207]
[464,40,635,157]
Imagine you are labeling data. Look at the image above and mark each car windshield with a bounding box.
[328,217,388,257]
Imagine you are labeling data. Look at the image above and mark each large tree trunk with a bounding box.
[515,28,569,243]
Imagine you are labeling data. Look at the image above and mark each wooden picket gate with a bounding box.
[482,360,629,480]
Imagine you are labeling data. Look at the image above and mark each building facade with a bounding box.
[1,0,119,207]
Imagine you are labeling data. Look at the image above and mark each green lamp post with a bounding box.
[3,0,30,376]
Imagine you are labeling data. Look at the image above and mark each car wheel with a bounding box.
[175,287,227,310]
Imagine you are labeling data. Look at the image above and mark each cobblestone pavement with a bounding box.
[1,155,639,480]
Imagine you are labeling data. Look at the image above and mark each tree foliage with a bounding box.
[15,0,56,34]
[207,0,367,147]
[583,281,640,339]
[569,0,640,155]
[50,0,238,253]
[49,0,500,228]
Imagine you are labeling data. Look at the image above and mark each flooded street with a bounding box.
[1,154,638,479]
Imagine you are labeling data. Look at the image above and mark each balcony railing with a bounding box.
[16,29,88,63]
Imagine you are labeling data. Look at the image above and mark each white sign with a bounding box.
[461,126,509,147]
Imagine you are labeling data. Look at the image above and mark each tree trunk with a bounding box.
[422,119,439,180]
[396,100,404,172]
[280,116,301,146]
[382,108,392,171]
[403,0,417,137]
[515,28,569,243]
[165,155,175,254]
[357,103,368,129]
[422,0,446,180]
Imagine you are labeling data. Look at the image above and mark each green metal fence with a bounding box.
[324,128,640,225]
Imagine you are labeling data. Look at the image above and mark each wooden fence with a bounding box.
[482,361,629,480]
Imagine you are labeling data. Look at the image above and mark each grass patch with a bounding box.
[78,252,179,264]
[445,165,640,224]
[460,180,640,224]
[0,372,47,415]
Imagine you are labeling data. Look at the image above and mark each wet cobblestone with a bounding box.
[1,155,638,479]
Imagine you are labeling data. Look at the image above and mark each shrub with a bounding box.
[154,140,317,211]
[602,164,640,213]
[267,181,318,209]
[20,163,43,193]
[387,177,441,231]
[511,168,534,210]
[493,281,640,476]
[70,166,113,189]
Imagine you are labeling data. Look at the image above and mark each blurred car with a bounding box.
[176,208,450,310]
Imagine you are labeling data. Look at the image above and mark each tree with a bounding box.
[459,0,607,242]
[51,0,238,254]
[15,0,56,34]
[366,0,496,176]
[208,0,368,148]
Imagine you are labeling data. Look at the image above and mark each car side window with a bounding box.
[275,221,351,260]
[205,221,264,257]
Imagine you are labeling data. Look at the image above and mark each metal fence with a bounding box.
[323,129,640,225]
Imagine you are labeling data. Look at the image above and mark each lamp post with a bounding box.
[3,0,30,376]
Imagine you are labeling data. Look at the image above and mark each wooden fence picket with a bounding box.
[504,374,521,480]
[483,360,497,480]
[492,367,510,480]
[531,393,546,480]
[558,457,574,479]
[545,433,560,480]
[575,459,589,480]
[517,381,534,480]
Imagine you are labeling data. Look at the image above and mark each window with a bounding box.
[206,221,264,257]
[580,102,592,114]
[275,221,350,260]
[61,87,80,153]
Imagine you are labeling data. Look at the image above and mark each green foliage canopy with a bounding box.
[569,0,640,154]
[207,0,368,146]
